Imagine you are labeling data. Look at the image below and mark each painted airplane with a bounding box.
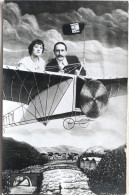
[2,23,127,130]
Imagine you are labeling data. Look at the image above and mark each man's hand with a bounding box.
[75,69,80,75]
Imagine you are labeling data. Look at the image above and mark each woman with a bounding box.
[18,39,46,72]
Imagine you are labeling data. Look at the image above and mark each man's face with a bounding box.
[32,44,43,57]
[54,44,67,61]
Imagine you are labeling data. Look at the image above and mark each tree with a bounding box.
[87,146,126,194]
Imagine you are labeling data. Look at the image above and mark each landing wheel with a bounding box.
[63,118,75,130]
[79,118,89,128]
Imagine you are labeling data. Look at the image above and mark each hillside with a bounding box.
[2,137,48,170]
[36,145,83,154]
[85,146,109,154]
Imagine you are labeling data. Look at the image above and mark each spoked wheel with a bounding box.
[63,118,75,130]
[79,118,89,128]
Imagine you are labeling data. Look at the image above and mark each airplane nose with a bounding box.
[79,80,108,118]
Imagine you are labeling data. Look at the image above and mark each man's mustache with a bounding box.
[57,55,63,58]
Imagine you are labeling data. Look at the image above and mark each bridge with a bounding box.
[9,160,79,187]
[10,172,43,187]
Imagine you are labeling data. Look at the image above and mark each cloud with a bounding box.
[21,14,40,30]
[78,7,96,20]
[3,3,43,43]
[112,9,128,30]
[3,2,64,54]
[65,40,128,78]
[3,8,128,78]
[3,2,128,49]
[43,29,63,46]
[3,19,20,41]
[3,39,128,78]
[3,2,21,26]
[36,7,128,48]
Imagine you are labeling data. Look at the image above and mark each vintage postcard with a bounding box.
[2,0,128,195]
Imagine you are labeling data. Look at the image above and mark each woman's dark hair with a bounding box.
[28,39,44,55]
[53,42,67,52]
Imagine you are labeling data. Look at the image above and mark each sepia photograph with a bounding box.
[2,0,128,194]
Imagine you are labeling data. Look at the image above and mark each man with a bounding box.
[46,42,86,76]
[59,182,62,194]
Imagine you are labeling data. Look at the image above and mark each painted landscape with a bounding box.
[2,137,126,195]
[2,1,127,195]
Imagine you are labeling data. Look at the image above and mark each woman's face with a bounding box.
[32,43,43,57]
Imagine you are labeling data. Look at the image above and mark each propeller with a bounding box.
[79,80,108,118]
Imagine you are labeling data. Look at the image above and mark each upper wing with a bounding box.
[3,68,74,128]
[99,78,127,97]
[3,68,73,104]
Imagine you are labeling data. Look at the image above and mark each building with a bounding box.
[80,157,101,170]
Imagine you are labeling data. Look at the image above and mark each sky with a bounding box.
[4,1,128,15]
[3,1,128,78]
[3,95,127,150]
[2,1,128,151]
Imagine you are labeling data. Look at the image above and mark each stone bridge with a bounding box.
[9,160,78,188]
[10,172,42,187]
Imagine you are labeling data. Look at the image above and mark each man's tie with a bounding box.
[59,61,65,73]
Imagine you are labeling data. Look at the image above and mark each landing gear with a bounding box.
[79,118,89,128]
[63,118,75,130]
[63,116,91,130]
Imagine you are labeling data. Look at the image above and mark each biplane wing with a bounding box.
[3,67,80,128]
[3,68,73,104]
[2,68,127,129]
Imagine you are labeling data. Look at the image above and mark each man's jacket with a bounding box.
[46,56,86,76]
